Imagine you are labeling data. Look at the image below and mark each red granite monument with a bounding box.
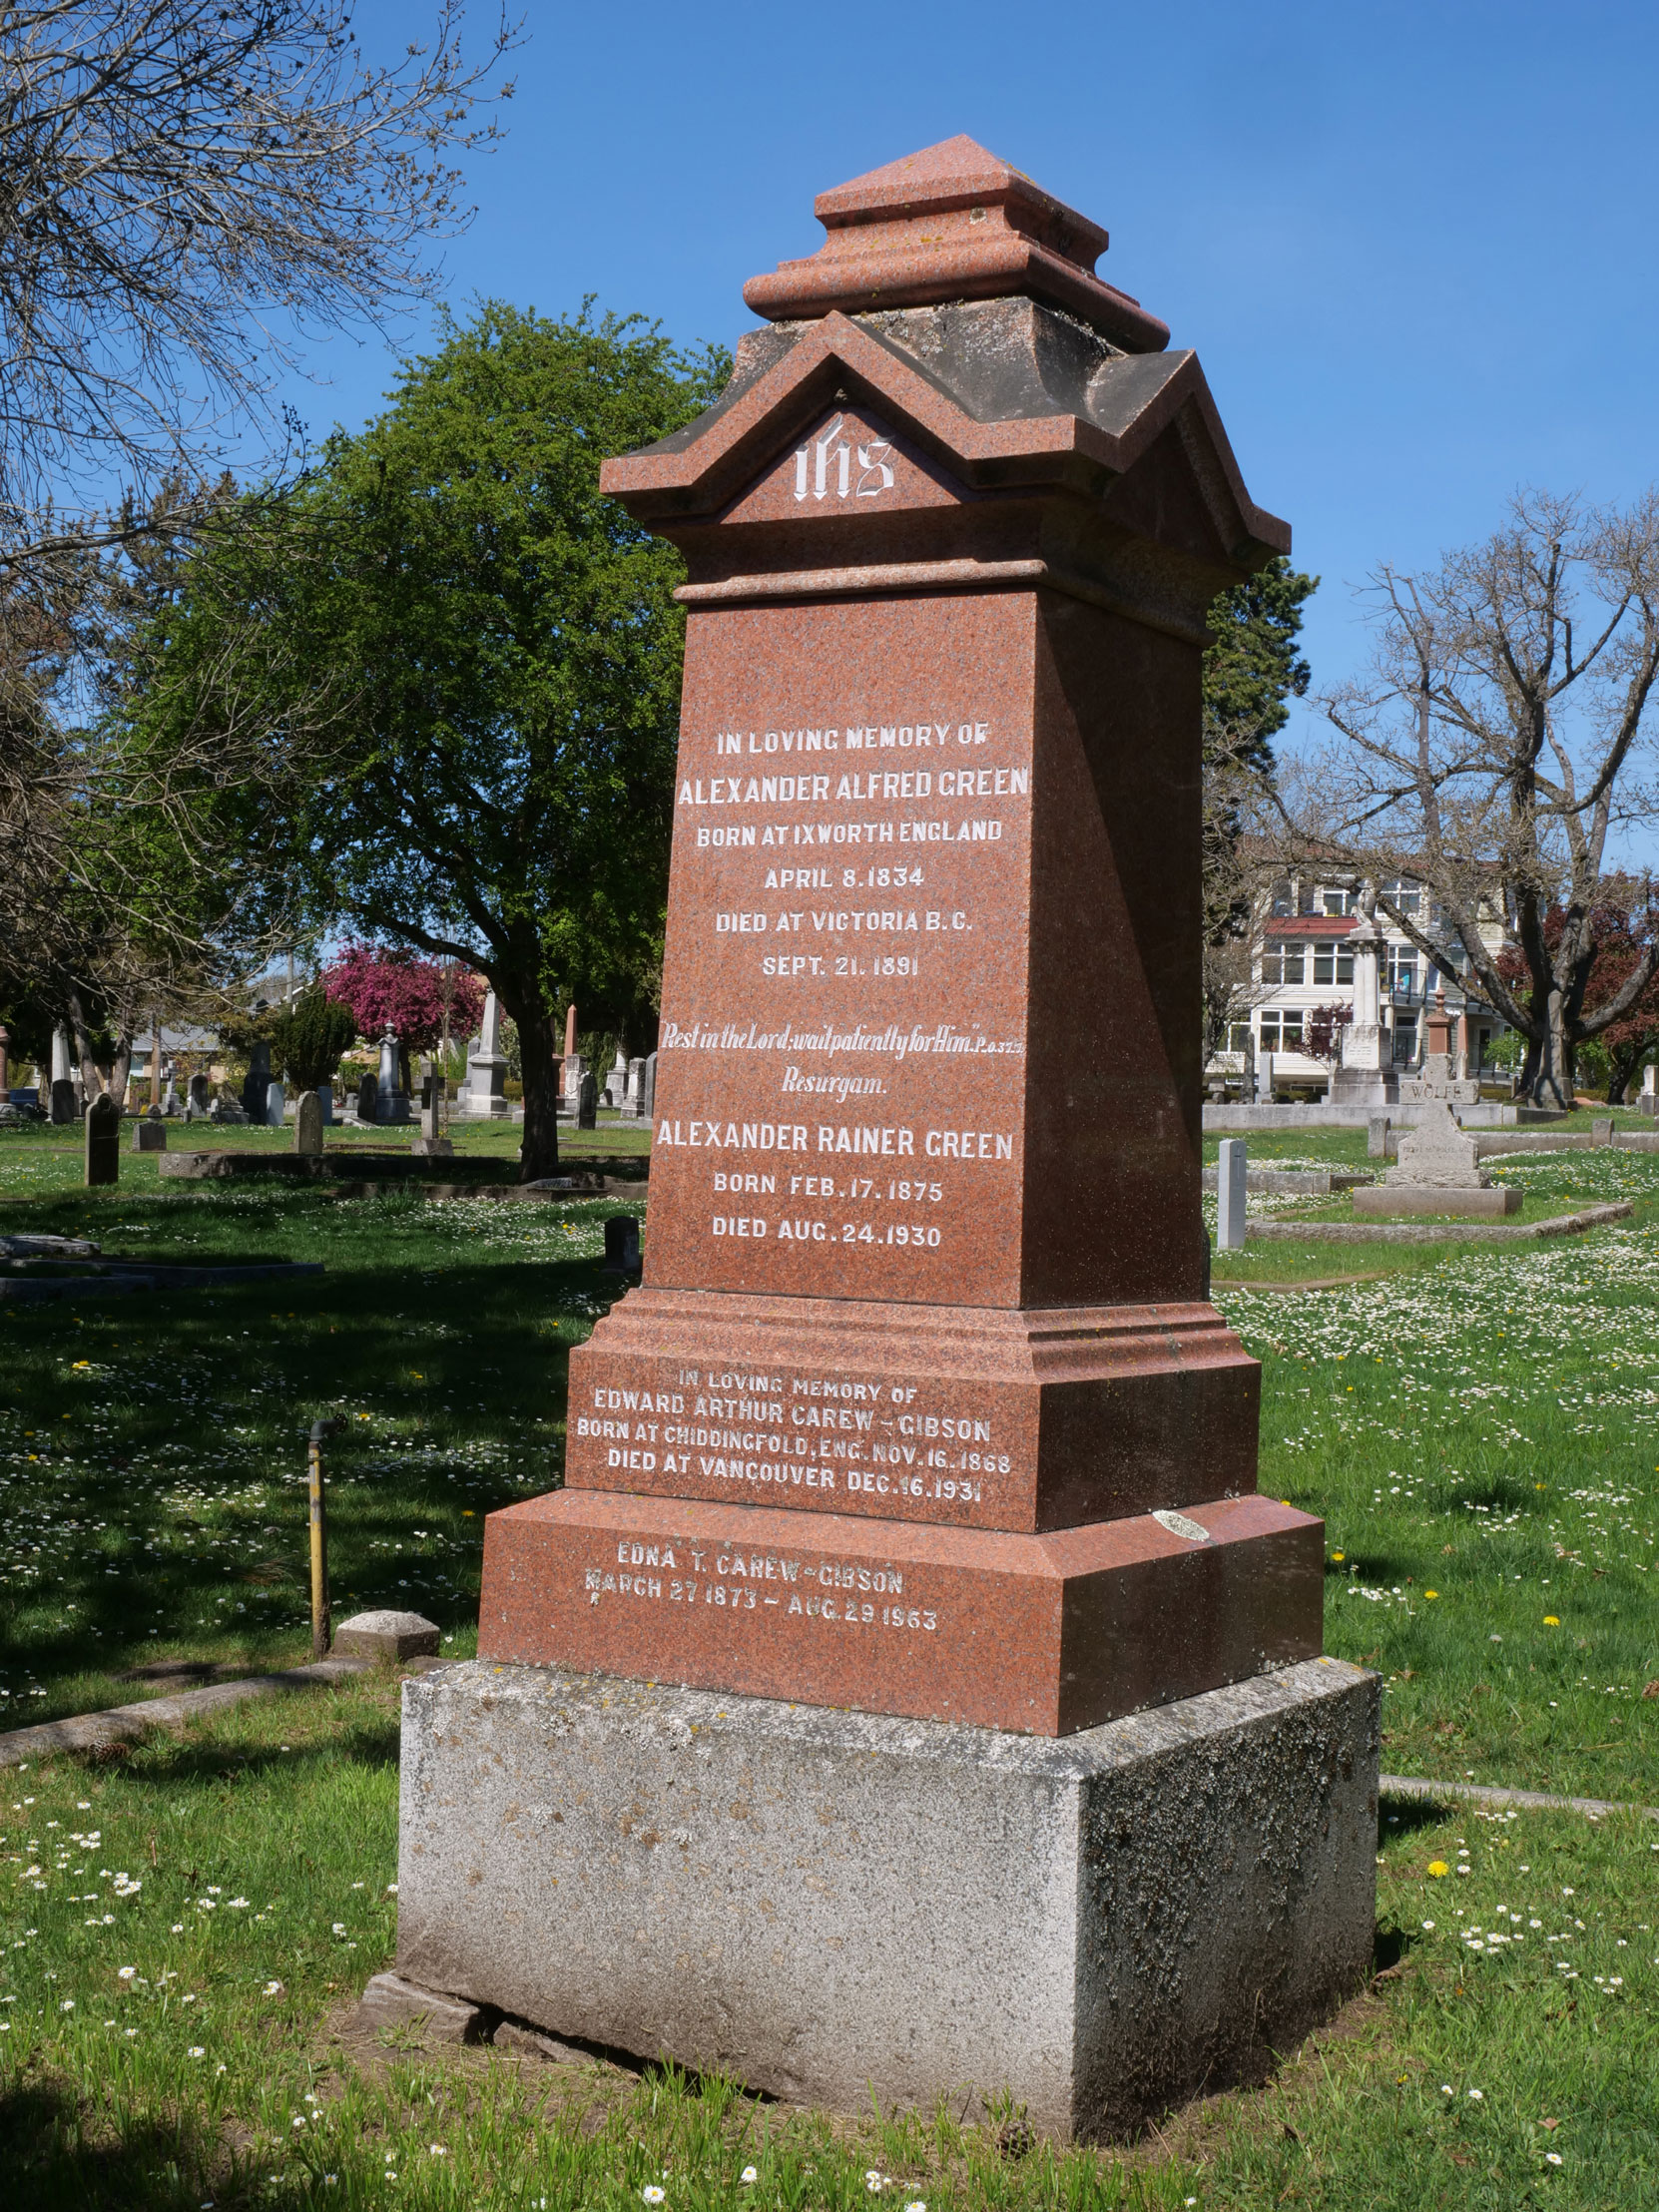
[476,135,1322,1733]
[399,144,1379,2138]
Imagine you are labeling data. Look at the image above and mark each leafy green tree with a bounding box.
[272,988,363,1093]
[135,302,728,1177]
[1202,557,1319,771]
[1198,558,1319,1059]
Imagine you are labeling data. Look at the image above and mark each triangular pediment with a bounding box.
[600,313,1289,563]
[721,402,974,524]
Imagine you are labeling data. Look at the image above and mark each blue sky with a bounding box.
[268,0,1659,767]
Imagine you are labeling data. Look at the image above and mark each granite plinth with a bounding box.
[476,1489,1321,1736]
[1352,1185,1521,1220]
[395,1656,1380,2141]
[565,1286,1259,1533]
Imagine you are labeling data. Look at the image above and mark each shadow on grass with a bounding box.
[1378,1796,1448,1839]
[99,1715,404,1791]
[0,2073,239,2212]
[0,1203,632,1706]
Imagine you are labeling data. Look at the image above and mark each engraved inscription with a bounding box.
[570,1364,1014,1517]
[792,414,894,503]
[649,594,1033,1306]
[584,1538,937,1631]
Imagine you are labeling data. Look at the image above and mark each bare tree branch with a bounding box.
[1281,488,1659,1106]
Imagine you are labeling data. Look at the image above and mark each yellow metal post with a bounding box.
[307,1419,331,1659]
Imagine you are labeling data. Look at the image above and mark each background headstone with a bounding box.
[1591,1115,1613,1146]
[49,1077,77,1125]
[317,1084,334,1125]
[1386,1103,1488,1188]
[132,1119,167,1153]
[1367,1114,1391,1159]
[374,1028,410,1123]
[641,1050,657,1122]
[465,990,509,1116]
[621,1055,647,1119]
[187,1072,212,1116]
[602,1214,642,1273]
[265,1078,286,1129]
[242,1039,272,1121]
[604,1049,629,1109]
[577,1071,597,1130]
[357,1072,378,1122]
[294,1090,323,1155]
[1216,1138,1247,1252]
[85,1093,119,1185]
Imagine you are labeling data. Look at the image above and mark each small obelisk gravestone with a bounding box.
[1216,1138,1247,1250]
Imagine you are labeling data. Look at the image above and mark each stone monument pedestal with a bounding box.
[396,1657,1379,2143]
[392,136,1378,2140]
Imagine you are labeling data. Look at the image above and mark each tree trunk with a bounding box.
[515,1000,563,1180]
[1528,985,1573,1111]
[1607,1045,1639,1104]
[66,988,103,1099]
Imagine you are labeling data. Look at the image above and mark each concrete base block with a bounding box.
[334,1609,441,1661]
[395,1657,1380,2140]
[354,1970,486,2043]
[1353,1184,1521,1219]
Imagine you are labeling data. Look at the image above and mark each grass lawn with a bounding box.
[2,1122,1657,2206]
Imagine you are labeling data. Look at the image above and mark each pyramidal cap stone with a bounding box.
[741,134,1170,351]
[473,145,1313,1737]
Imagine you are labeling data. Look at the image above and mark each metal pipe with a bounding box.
[307,1415,342,1659]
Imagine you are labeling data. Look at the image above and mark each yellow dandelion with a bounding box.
[1424,1590,1438,1599]
[1427,1862,1449,1878]
[1543,1615,1560,1626]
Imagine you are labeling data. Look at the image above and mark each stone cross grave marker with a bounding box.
[1353,1099,1519,1218]
[1388,1102,1488,1187]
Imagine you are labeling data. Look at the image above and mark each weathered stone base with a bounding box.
[395,1656,1380,2140]
[1352,1185,1521,1219]
[1327,1067,1398,1106]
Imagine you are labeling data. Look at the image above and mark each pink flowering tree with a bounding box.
[320,943,484,1060]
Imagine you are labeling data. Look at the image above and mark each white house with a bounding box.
[1216,872,1511,1092]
